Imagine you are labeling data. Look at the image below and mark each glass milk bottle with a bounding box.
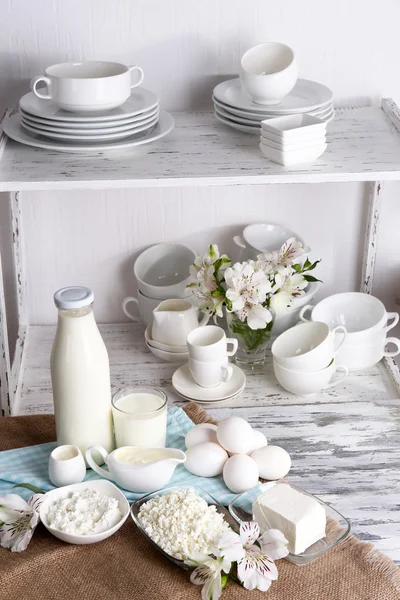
[50,286,114,456]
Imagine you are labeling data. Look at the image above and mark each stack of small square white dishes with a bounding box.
[259,114,327,166]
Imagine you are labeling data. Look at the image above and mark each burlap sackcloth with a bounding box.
[1,404,399,600]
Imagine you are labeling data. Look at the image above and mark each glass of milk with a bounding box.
[112,387,167,448]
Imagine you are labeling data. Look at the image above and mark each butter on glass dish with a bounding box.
[228,481,350,566]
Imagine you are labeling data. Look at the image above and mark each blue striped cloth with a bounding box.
[0,407,240,505]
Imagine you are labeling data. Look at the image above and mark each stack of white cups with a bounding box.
[187,326,238,388]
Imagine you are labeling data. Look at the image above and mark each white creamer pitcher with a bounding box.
[86,445,186,493]
[151,299,209,347]
[50,286,114,457]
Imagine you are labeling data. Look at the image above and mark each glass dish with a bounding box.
[229,480,351,566]
[130,484,239,570]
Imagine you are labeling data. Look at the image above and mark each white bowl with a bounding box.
[233,223,311,259]
[39,480,130,545]
[260,141,327,166]
[260,133,326,152]
[273,357,348,396]
[145,324,187,353]
[272,282,320,337]
[261,113,327,140]
[241,42,298,106]
[134,243,196,300]
[145,339,189,362]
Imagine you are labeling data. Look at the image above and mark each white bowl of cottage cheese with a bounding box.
[39,480,130,544]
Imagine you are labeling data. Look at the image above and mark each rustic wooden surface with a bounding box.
[12,322,400,563]
[2,103,400,190]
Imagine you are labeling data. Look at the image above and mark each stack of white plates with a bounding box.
[3,89,174,153]
[213,78,334,135]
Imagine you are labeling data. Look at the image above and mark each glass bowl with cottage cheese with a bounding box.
[39,480,130,545]
[228,481,351,566]
[130,484,239,569]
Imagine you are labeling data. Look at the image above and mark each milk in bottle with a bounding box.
[50,286,114,456]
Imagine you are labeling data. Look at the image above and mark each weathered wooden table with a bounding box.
[13,322,400,564]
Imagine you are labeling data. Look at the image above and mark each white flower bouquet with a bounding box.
[187,238,320,364]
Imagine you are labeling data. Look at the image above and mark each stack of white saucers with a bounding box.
[260,114,327,166]
[213,78,334,135]
[4,89,174,153]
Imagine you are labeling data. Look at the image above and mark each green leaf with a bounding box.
[303,258,311,269]
[305,259,321,271]
[13,483,44,494]
[292,264,302,272]
[209,244,217,259]
[221,574,228,589]
[303,275,322,283]
[211,289,222,297]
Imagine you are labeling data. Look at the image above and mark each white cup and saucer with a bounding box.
[172,326,246,403]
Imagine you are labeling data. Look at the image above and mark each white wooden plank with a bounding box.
[2,105,400,190]
[360,181,382,294]
[0,251,11,415]
[10,192,27,326]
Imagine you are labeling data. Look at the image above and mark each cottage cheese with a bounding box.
[138,488,229,560]
[47,488,122,535]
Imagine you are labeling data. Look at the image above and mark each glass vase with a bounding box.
[225,309,275,367]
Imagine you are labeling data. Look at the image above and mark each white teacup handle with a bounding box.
[383,337,400,358]
[324,365,348,389]
[122,296,141,322]
[385,312,399,333]
[198,312,210,327]
[233,235,247,249]
[85,446,113,480]
[128,66,144,88]
[299,304,314,322]
[30,75,52,100]
[221,364,233,383]
[226,337,238,357]
[332,325,347,353]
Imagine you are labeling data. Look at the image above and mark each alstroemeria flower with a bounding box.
[236,522,279,592]
[185,553,230,600]
[187,245,230,319]
[0,493,44,552]
[278,237,304,266]
[259,529,290,560]
[269,290,293,315]
[225,262,273,329]
[214,528,245,563]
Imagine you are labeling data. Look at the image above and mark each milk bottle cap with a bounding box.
[54,286,94,309]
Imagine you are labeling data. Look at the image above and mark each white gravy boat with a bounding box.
[152,299,209,347]
[86,445,186,493]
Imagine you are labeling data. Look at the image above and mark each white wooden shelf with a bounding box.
[1,100,400,190]
[11,322,400,562]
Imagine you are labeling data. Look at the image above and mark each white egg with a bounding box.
[185,423,219,448]
[217,416,254,454]
[185,442,229,477]
[250,430,268,452]
[251,445,291,480]
[223,454,259,493]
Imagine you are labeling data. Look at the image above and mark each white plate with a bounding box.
[3,111,174,154]
[213,96,333,121]
[19,106,159,131]
[19,88,159,122]
[213,78,333,114]
[175,385,246,404]
[146,340,188,363]
[145,325,187,353]
[215,110,334,135]
[215,104,331,127]
[21,114,159,141]
[172,363,246,402]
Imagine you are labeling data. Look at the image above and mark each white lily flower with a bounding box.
[236,522,279,591]
[259,529,289,560]
[278,237,304,265]
[186,552,229,600]
[246,304,273,330]
[269,290,293,315]
[0,493,44,552]
[214,528,245,563]
[282,272,308,296]
[225,262,272,329]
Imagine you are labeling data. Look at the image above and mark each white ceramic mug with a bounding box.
[30,61,144,112]
[336,335,400,371]
[299,293,399,339]
[122,290,168,326]
[187,325,238,363]
[189,358,233,388]
[271,321,347,372]
[273,358,348,396]
[240,42,298,105]
[152,299,209,347]
[48,445,86,487]
[134,243,196,300]
[86,445,186,493]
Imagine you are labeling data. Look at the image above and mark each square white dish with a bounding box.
[260,133,326,152]
[260,141,327,166]
[261,114,327,141]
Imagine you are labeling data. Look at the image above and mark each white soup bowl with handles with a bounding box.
[273,358,348,397]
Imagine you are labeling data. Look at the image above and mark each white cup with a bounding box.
[122,290,168,326]
[240,42,298,105]
[273,358,348,396]
[271,321,347,372]
[134,243,196,300]
[48,445,86,487]
[187,325,238,363]
[189,358,233,388]
[152,299,209,347]
[30,61,144,112]
[299,293,399,339]
[336,335,400,371]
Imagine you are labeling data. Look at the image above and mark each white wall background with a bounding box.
[0,0,400,343]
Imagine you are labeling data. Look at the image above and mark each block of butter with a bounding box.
[252,483,326,555]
